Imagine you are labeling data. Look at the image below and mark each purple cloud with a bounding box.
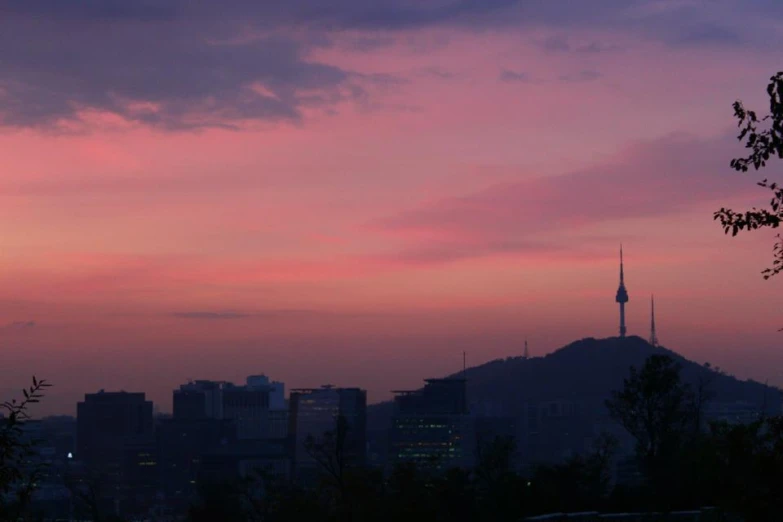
[0,1,779,130]
[559,70,602,83]
[172,312,251,320]
[499,69,534,83]
[4,321,37,330]
[171,310,325,320]
[0,0,521,130]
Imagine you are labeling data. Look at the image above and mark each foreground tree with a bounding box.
[473,435,528,522]
[0,377,50,520]
[606,354,699,510]
[715,71,783,278]
[693,416,783,522]
[188,479,252,522]
[606,355,693,464]
[530,434,618,515]
[303,415,351,501]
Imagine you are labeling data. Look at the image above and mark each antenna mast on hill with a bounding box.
[524,339,529,359]
[649,294,659,347]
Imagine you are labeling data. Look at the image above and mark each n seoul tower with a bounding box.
[615,246,629,338]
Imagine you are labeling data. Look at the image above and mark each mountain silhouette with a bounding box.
[368,336,781,433]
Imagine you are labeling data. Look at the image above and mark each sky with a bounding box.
[1,0,783,416]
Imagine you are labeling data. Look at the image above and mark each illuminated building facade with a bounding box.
[389,378,473,470]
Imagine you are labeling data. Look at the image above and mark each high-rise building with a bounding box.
[268,409,289,439]
[389,378,473,471]
[172,377,284,439]
[289,386,367,476]
[157,417,236,505]
[199,438,290,484]
[123,441,158,512]
[76,391,154,470]
[163,376,287,500]
[76,391,155,514]
[247,375,286,410]
[222,383,271,439]
[173,380,224,420]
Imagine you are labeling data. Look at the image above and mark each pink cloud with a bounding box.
[370,133,759,262]
[2,7,783,415]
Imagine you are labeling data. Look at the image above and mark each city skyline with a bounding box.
[2,1,783,416]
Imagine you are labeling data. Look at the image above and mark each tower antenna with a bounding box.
[615,245,629,337]
[650,294,659,347]
[524,339,529,359]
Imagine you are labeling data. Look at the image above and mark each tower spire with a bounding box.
[650,294,658,347]
[524,339,529,359]
[615,245,629,338]
[620,244,625,284]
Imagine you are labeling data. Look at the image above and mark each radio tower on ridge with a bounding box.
[523,339,529,359]
[615,246,629,338]
[649,295,659,347]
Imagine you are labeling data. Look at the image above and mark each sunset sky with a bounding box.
[1,0,782,415]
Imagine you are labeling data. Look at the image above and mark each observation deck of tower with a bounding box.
[615,246,629,338]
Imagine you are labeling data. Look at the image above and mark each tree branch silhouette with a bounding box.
[715,71,783,279]
[0,376,51,520]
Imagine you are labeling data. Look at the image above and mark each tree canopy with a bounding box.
[715,71,783,279]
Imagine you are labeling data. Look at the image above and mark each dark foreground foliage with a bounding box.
[0,377,51,521]
[716,71,783,279]
[3,364,782,522]
[188,355,782,522]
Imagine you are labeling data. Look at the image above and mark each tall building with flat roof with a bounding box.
[164,376,287,502]
[289,386,367,476]
[76,391,154,468]
[247,375,286,410]
[172,377,284,439]
[222,383,271,439]
[76,391,155,515]
[269,409,289,439]
[173,380,224,420]
[389,378,473,471]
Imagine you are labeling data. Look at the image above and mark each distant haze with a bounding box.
[1,1,782,416]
